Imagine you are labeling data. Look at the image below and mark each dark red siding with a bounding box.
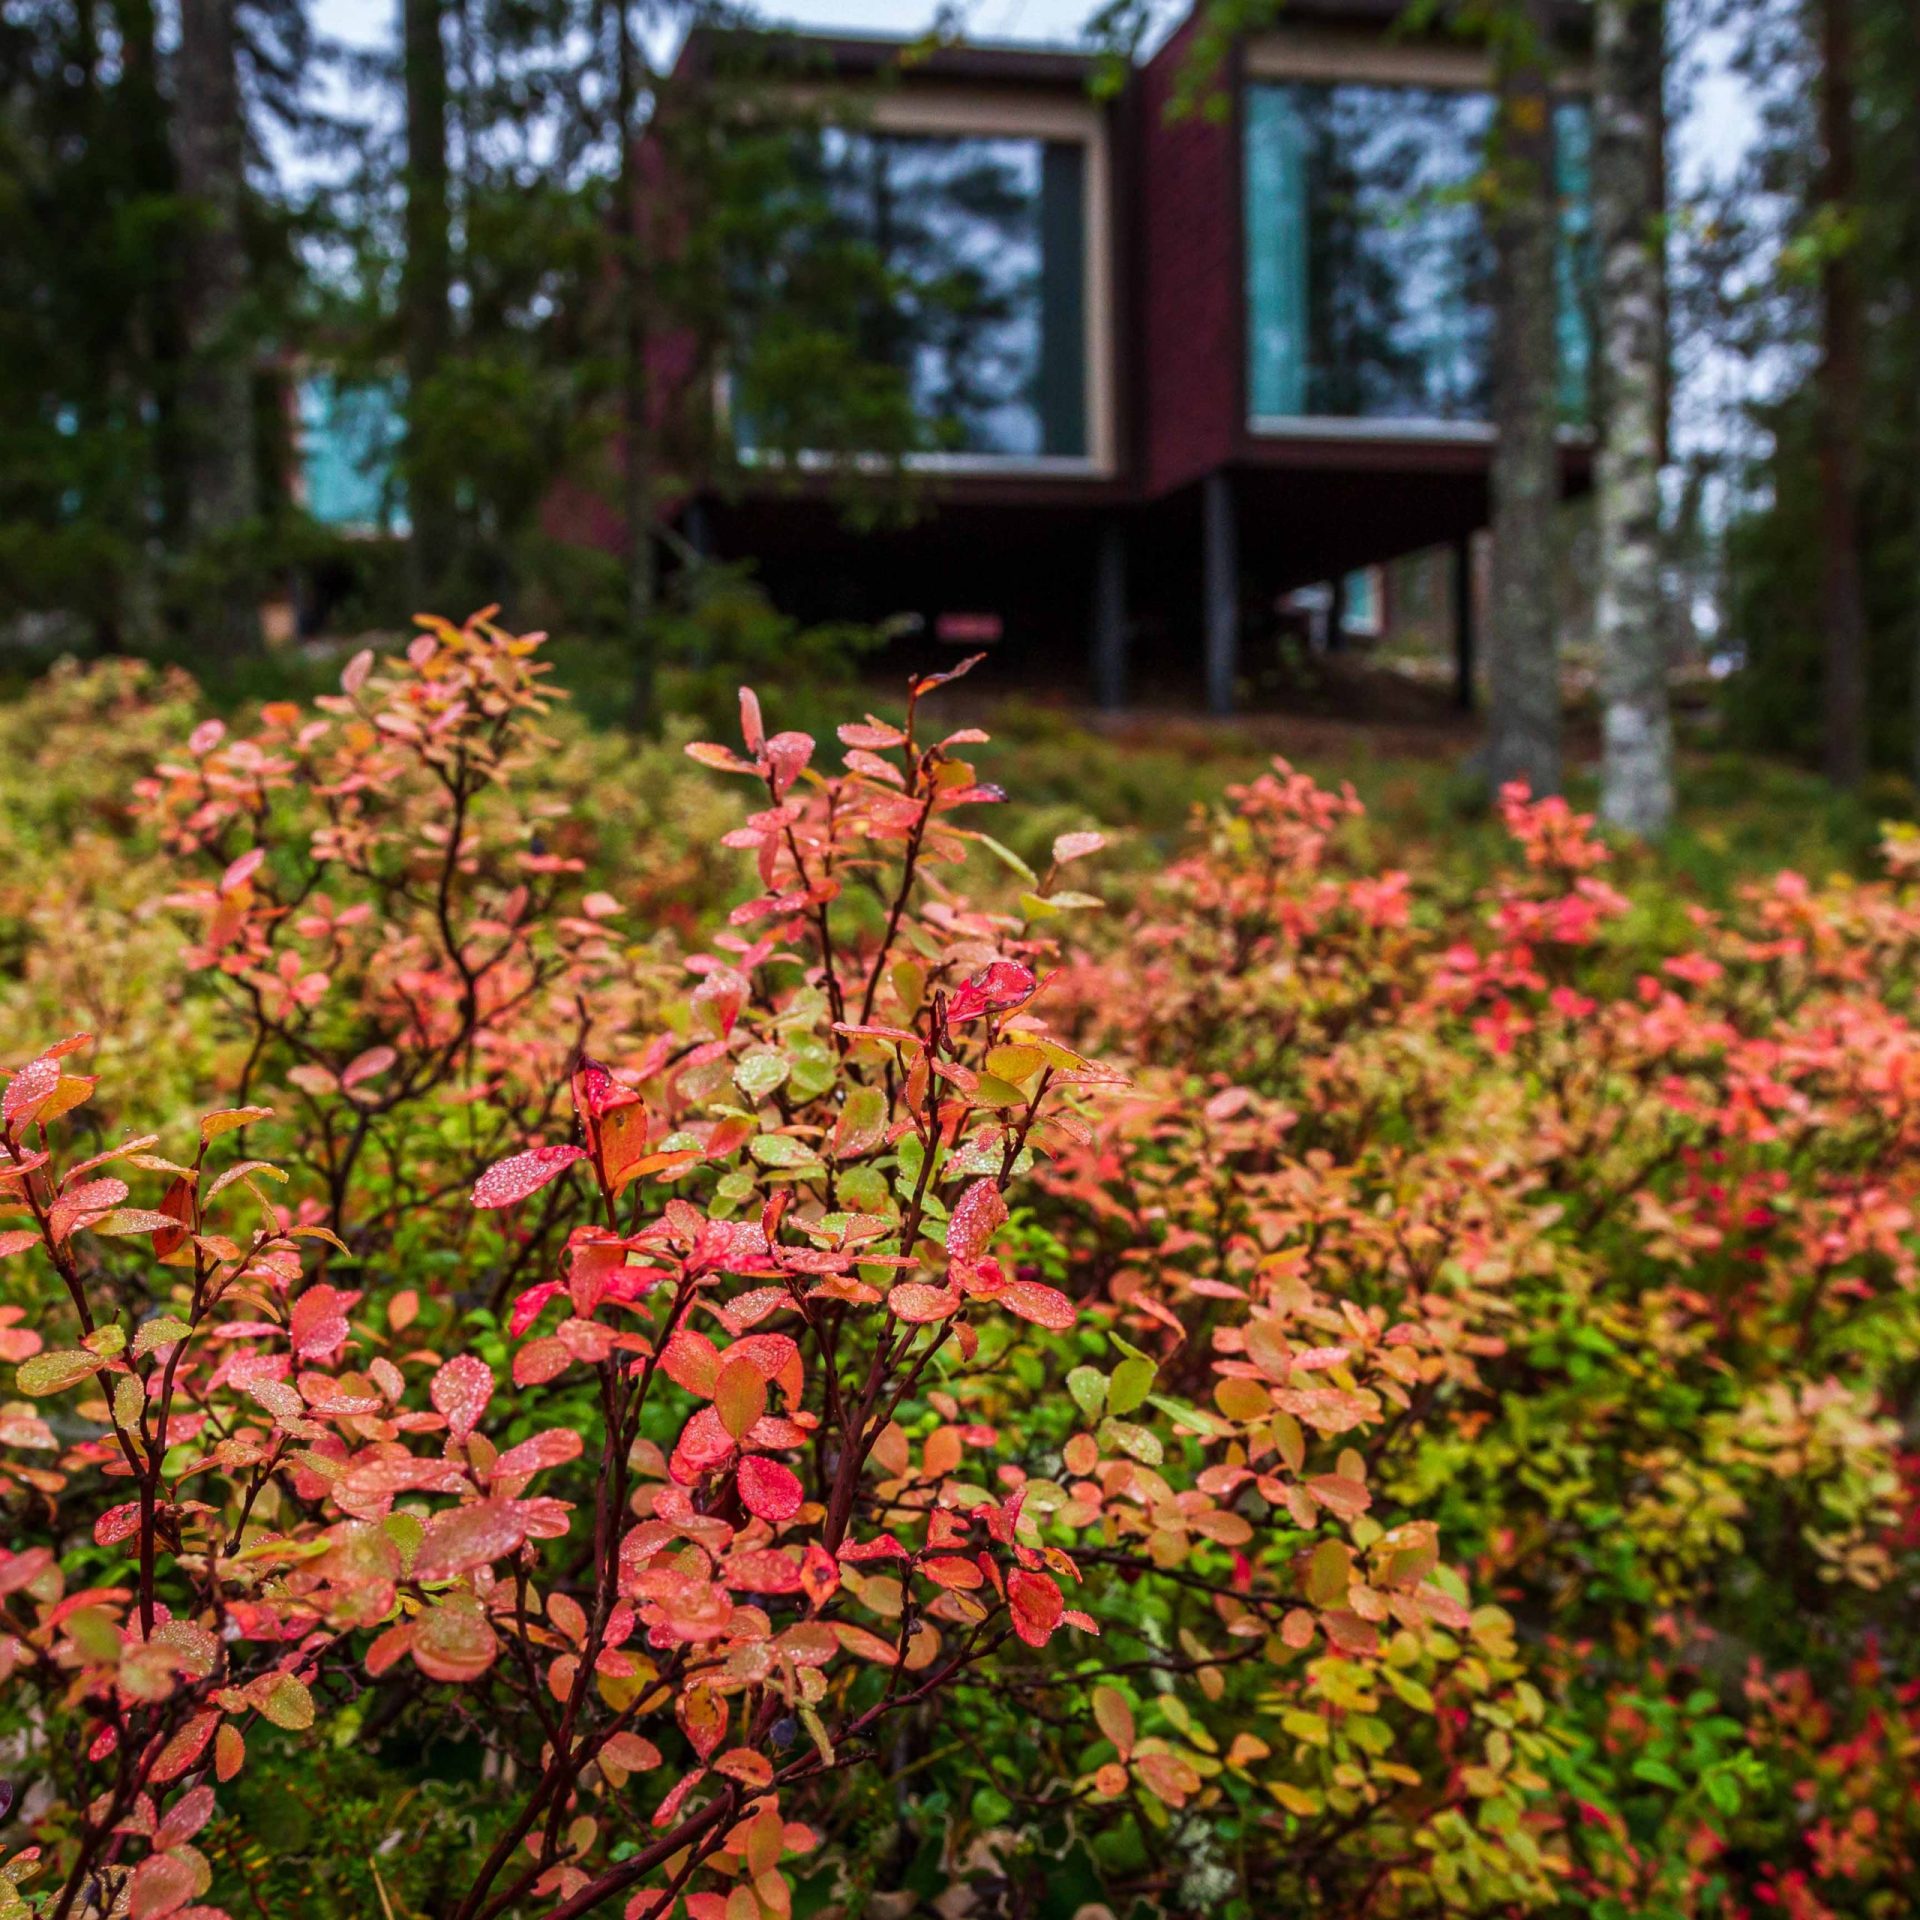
[1138,17,1240,500]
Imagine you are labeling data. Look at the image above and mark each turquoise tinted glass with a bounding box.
[1244,82,1593,427]
[297,375,407,534]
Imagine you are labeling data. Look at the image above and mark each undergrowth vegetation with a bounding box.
[1,622,1917,1920]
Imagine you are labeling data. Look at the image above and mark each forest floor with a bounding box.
[0,633,1894,902]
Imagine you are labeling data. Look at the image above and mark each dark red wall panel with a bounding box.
[1138,18,1240,499]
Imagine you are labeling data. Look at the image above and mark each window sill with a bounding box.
[1247,415,1594,446]
[735,447,1112,480]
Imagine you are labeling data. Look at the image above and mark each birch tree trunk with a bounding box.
[1486,0,1563,797]
[173,0,258,651]
[1594,0,1672,835]
[403,0,456,604]
[1817,0,1868,788]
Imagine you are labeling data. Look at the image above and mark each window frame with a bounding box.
[1239,31,1595,446]
[735,82,1116,479]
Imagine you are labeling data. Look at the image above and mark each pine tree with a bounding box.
[174,0,260,650]
[1816,0,1867,787]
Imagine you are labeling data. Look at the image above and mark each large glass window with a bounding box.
[295,375,408,535]
[1243,82,1592,428]
[745,130,1088,461]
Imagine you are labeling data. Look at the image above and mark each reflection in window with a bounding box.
[296,375,407,535]
[749,131,1087,460]
[1244,83,1592,428]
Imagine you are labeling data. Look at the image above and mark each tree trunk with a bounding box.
[1910,0,1920,791]
[615,0,658,733]
[115,0,188,555]
[403,0,456,606]
[1817,0,1867,788]
[1485,0,1563,797]
[172,0,258,652]
[1594,0,1672,835]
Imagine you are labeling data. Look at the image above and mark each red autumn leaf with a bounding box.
[411,1596,499,1681]
[725,1548,804,1594]
[911,652,986,697]
[945,1178,1008,1266]
[470,1144,587,1210]
[508,1280,564,1339]
[128,1852,197,1919]
[738,685,765,753]
[763,730,814,797]
[1306,1473,1371,1519]
[1091,1685,1135,1759]
[431,1354,494,1441]
[999,1281,1076,1330]
[95,1502,141,1546]
[677,1685,728,1759]
[920,1555,984,1591]
[945,960,1037,1024]
[491,1428,583,1485]
[342,1045,397,1091]
[512,1337,572,1387]
[832,1622,903,1665]
[3,1053,62,1132]
[48,1177,128,1244]
[602,1732,663,1774]
[838,1533,911,1563]
[736,1455,803,1524]
[289,1284,357,1360]
[660,1328,720,1396]
[1007,1569,1065,1647]
[154,1783,216,1850]
[888,1282,961,1324]
[413,1499,532,1581]
[781,1556,832,1625]
[685,740,760,776]
[714,1746,775,1787]
[147,1712,219,1784]
[1052,830,1106,864]
[220,846,265,895]
[151,1175,195,1262]
[570,1055,635,1119]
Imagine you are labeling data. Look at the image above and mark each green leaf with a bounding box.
[1147,1393,1220,1437]
[969,834,1038,887]
[733,1051,790,1101]
[260,1673,316,1730]
[832,1084,888,1159]
[1387,1671,1436,1714]
[971,1074,1026,1108]
[1107,1356,1156,1416]
[16,1349,105,1396]
[133,1316,192,1356]
[1631,1758,1686,1792]
[1067,1366,1107,1421]
[749,1133,822,1171]
[1305,1540,1351,1608]
[799,1705,835,1767]
[1100,1417,1163,1466]
[837,1166,891,1214]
